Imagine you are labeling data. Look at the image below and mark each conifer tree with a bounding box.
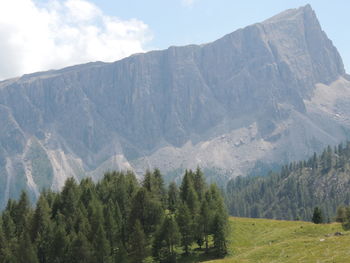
[163,215,181,259]
[212,213,228,257]
[168,182,179,213]
[68,231,94,263]
[194,167,206,201]
[312,207,324,224]
[0,219,12,262]
[180,171,199,215]
[153,214,180,263]
[50,220,69,262]
[199,199,211,252]
[176,203,193,255]
[130,220,147,263]
[16,232,39,263]
[94,224,111,263]
[60,177,79,219]
[14,191,31,236]
[31,196,53,263]
[31,195,51,240]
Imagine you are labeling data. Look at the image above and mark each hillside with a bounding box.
[226,142,350,221]
[1,5,350,207]
[207,217,350,263]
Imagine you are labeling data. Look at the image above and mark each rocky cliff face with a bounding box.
[0,5,349,206]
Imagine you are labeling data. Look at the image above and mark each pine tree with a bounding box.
[50,220,69,262]
[335,206,347,223]
[163,215,181,259]
[153,214,180,263]
[14,191,31,236]
[130,220,147,263]
[312,207,324,224]
[129,187,163,236]
[176,203,193,255]
[180,171,199,215]
[2,211,15,241]
[168,182,179,213]
[153,169,166,202]
[199,199,212,252]
[60,177,79,219]
[68,231,94,263]
[31,196,53,263]
[0,219,12,262]
[16,232,39,263]
[31,195,51,240]
[94,224,111,263]
[193,167,206,201]
[212,213,228,257]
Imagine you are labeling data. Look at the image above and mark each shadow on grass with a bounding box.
[177,247,224,263]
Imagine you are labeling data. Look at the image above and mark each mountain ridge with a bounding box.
[0,4,349,206]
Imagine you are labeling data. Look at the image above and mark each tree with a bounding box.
[68,231,94,263]
[0,219,13,262]
[130,220,147,263]
[31,196,53,263]
[129,188,163,236]
[14,191,31,236]
[167,182,179,213]
[212,213,228,257]
[59,177,79,219]
[16,232,39,263]
[94,224,111,263]
[153,214,180,263]
[180,171,199,216]
[335,206,347,223]
[31,195,51,239]
[163,215,180,260]
[312,207,324,224]
[199,200,212,252]
[50,220,69,262]
[176,204,193,255]
[193,167,206,201]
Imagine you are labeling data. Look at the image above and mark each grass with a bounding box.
[204,217,350,263]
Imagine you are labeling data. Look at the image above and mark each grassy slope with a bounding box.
[206,217,350,263]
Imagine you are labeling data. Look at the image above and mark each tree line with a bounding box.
[0,168,229,263]
[226,142,350,221]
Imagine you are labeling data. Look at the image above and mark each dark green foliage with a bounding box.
[130,220,147,263]
[153,215,180,263]
[212,213,228,256]
[167,182,179,213]
[0,168,229,262]
[176,203,193,255]
[311,207,324,224]
[335,206,350,230]
[226,142,350,221]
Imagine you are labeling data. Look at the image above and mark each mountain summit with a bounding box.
[0,5,349,206]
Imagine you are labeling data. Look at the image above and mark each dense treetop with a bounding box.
[0,168,228,263]
[226,142,350,221]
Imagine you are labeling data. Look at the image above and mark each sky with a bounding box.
[0,0,349,80]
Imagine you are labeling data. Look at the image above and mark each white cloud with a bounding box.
[0,0,152,80]
[181,0,198,7]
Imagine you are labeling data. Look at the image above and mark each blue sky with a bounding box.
[0,0,348,80]
[90,0,350,72]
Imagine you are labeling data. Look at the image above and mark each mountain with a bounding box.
[226,142,350,221]
[0,4,349,206]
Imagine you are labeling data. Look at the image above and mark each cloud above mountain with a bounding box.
[0,0,152,80]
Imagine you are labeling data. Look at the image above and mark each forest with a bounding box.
[0,168,228,263]
[226,142,350,221]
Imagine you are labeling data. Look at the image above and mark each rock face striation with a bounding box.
[0,4,349,206]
